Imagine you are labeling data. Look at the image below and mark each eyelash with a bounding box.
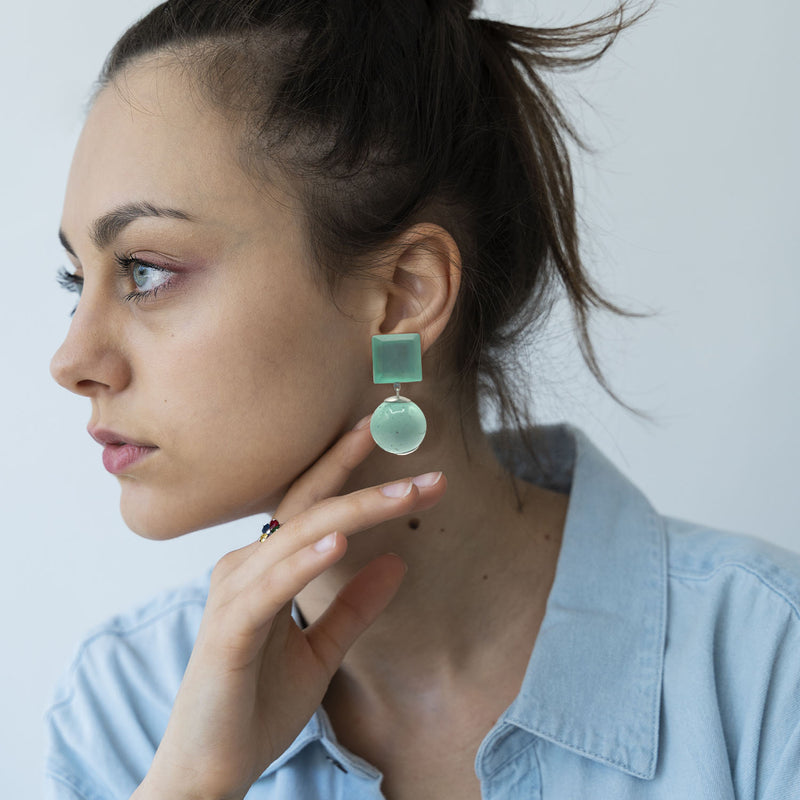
[56,266,82,294]
[56,254,175,314]
[56,268,82,316]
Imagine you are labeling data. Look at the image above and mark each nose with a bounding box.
[50,295,132,397]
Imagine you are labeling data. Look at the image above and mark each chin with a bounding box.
[118,484,277,541]
[120,504,197,540]
[117,487,211,540]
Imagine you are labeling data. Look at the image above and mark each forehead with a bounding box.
[62,58,268,237]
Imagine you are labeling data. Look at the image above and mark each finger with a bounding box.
[218,470,445,590]
[218,531,350,649]
[305,553,407,676]
[275,415,377,522]
[240,472,446,584]
[212,418,377,579]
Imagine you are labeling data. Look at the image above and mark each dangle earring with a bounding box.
[369,333,427,455]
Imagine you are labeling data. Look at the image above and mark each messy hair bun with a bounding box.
[100,0,653,475]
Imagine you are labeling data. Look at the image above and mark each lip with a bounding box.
[88,426,158,475]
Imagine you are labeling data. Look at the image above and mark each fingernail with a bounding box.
[353,414,372,431]
[380,481,413,498]
[412,471,442,488]
[314,532,338,553]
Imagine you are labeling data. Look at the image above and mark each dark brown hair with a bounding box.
[98,0,655,477]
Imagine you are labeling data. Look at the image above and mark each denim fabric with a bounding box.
[43,424,800,799]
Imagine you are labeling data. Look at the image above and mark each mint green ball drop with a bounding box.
[370,396,427,455]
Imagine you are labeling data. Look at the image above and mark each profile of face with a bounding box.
[50,60,378,539]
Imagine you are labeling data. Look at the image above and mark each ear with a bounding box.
[367,223,461,354]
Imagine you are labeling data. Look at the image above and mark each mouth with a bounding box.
[88,426,158,475]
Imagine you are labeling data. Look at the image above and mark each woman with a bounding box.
[44,1,800,798]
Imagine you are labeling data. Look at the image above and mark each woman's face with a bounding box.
[51,61,372,539]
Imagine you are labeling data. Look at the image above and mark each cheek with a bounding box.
[120,292,368,537]
[156,295,354,435]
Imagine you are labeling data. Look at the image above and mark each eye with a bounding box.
[115,255,175,302]
[131,261,169,292]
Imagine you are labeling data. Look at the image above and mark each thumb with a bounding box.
[304,554,407,675]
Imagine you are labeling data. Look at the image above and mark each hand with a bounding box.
[135,418,447,800]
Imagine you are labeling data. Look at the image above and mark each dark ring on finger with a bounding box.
[258,518,281,543]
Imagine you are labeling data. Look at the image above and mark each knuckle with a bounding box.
[311,494,338,513]
[355,486,401,523]
[336,591,371,632]
[342,489,372,519]
[210,552,236,586]
[310,619,347,670]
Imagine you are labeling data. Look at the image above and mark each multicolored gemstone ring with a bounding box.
[259,518,281,543]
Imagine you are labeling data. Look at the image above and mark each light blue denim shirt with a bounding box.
[43,424,800,799]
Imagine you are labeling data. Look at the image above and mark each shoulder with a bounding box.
[663,515,800,619]
[659,518,800,796]
[47,567,211,710]
[661,516,800,686]
[43,568,211,800]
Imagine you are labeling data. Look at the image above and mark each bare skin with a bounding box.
[317,476,567,800]
[52,58,570,800]
[312,427,568,800]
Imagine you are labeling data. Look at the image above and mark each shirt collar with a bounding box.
[489,423,667,780]
[261,705,381,781]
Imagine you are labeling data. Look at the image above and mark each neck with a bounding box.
[295,408,569,698]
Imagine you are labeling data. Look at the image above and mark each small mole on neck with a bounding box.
[408,518,420,530]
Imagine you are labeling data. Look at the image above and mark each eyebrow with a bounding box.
[58,202,196,257]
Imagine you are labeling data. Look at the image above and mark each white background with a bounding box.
[2,0,798,794]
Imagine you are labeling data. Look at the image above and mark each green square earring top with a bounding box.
[369,333,427,455]
[372,333,423,383]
